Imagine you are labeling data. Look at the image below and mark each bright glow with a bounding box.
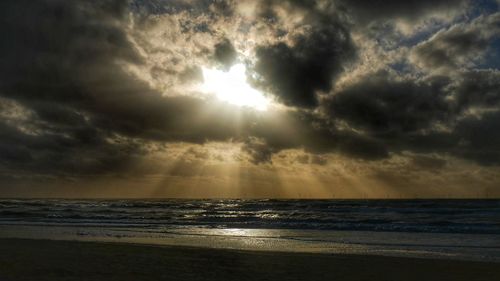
[201,64,270,111]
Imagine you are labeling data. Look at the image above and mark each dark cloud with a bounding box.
[334,133,389,160]
[453,70,500,110]
[212,38,238,69]
[396,132,460,155]
[0,117,140,177]
[242,137,276,164]
[0,0,141,175]
[320,66,500,165]
[326,72,451,134]
[253,11,355,108]
[453,111,500,165]
[248,110,390,161]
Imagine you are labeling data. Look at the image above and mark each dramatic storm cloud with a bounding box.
[0,0,499,198]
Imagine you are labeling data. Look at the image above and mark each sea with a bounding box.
[1,199,499,262]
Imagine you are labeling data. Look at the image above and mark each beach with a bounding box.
[1,199,499,280]
[1,238,499,281]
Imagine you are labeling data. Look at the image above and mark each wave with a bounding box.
[0,199,499,234]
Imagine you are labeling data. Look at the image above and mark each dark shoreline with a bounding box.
[1,238,499,281]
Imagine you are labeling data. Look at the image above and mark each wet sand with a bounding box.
[0,238,499,281]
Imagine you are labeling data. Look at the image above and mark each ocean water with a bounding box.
[1,199,499,234]
[1,199,499,261]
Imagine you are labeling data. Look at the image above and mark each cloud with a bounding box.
[311,155,328,165]
[243,109,391,161]
[212,38,238,69]
[411,13,500,72]
[325,71,451,134]
[453,111,500,165]
[251,4,356,108]
[1,0,500,197]
[0,0,244,177]
[131,0,234,17]
[320,65,500,166]
[336,0,468,28]
[242,137,276,164]
[453,69,500,110]
[290,152,328,165]
[411,155,447,170]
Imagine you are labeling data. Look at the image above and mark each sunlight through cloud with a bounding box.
[200,64,270,111]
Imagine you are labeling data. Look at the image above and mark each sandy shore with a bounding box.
[1,238,499,281]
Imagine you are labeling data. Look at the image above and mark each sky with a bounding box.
[1,0,500,198]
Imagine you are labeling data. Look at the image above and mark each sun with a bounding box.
[200,64,270,111]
